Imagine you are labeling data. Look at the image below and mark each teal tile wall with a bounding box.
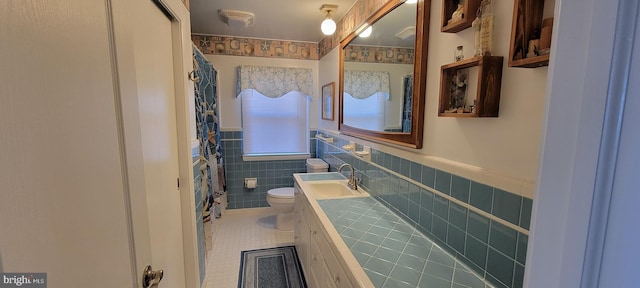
[221,130,317,209]
[316,132,532,288]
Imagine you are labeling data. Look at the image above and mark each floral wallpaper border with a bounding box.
[190,0,394,60]
[345,45,415,64]
[191,35,320,60]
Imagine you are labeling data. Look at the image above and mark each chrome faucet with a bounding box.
[338,163,358,190]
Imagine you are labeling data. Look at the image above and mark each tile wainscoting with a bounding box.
[316,132,531,288]
[220,130,318,209]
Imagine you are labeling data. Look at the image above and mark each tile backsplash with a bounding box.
[220,130,317,209]
[315,132,531,288]
[219,129,531,288]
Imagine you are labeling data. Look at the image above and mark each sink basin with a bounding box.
[307,181,369,199]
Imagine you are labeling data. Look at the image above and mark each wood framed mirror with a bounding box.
[339,0,430,149]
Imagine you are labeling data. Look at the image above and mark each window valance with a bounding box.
[236,65,313,98]
[343,70,390,100]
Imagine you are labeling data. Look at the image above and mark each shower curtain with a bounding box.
[193,45,225,218]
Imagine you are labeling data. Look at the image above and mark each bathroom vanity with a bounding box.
[294,172,494,288]
[293,173,374,288]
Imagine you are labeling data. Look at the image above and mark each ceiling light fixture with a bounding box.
[359,26,373,38]
[405,0,418,4]
[320,4,338,36]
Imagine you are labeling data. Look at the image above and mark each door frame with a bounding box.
[108,0,198,286]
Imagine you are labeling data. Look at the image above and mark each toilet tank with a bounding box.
[306,158,328,173]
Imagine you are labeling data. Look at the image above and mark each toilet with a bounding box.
[267,158,328,231]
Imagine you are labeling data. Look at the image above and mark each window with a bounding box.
[241,89,309,160]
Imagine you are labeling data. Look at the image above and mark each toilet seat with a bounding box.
[267,187,294,199]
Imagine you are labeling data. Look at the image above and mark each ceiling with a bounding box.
[189,0,359,43]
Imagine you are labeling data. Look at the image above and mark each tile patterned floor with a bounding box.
[319,197,493,288]
[202,207,294,288]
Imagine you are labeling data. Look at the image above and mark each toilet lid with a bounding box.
[268,187,294,199]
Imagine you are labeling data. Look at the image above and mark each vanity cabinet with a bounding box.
[294,186,355,288]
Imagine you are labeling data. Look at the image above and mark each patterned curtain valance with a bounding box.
[236,65,313,98]
[344,70,390,99]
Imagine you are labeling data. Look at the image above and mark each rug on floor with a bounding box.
[238,246,307,288]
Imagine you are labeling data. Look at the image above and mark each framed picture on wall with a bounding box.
[322,82,335,120]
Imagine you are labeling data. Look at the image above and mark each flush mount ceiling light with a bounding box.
[320,4,338,36]
[358,25,373,38]
[405,0,418,4]
[218,9,255,28]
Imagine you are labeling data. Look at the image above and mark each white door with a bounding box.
[0,0,194,287]
[133,0,185,286]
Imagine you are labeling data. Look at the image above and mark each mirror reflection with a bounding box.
[342,2,416,133]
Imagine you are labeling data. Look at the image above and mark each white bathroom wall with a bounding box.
[318,48,341,132]
[205,55,320,131]
[317,0,547,195]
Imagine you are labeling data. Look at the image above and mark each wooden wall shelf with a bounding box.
[441,0,481,33]
[438,56,503,117]
[508,0,552,68]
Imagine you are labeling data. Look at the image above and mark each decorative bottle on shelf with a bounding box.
[478,0,494,56]
[472,13,482,56]
[454,46,464,62]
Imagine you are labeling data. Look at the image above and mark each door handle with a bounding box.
[142,265,164,288]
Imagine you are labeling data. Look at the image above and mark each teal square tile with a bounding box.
[465,234,488,269]
[432,216,448,242]
[427,247,455,267]
[373,247,402,263]
[392,156,401,172]
[408,234,431,247]
[408,201,420,224]
[489,220,518,258]
[409,183,421,204]
[342,236,358,247]
[433,195,449,220]
[364,258,395,276]
[382,238,407,251]
[352,250,371,265]
[420,189,434,211]
[520,197,533,230]
[492,189,522,225]
[516,232,528,265]
[435,170,452,194]
[421,166,435,188]
[419,274,451,288]
[389,265,421,286]
[446,224,466,253]
[383,277,417,288]
[369,225,391,237]
[404,243,431,259]
[470,181,493,213]
[419,208,433,231]
[423,261,454,280]
[453,268,486,287]
[449,203,468,230]
[410,162,422,182]
[353,241,378,255]
[487,248,514,287]
[397,253,426,272]
[383,153,393,169]
[364,269,387,287]
[467,211,490,243]
[513,263,525,288]
[400,158,410,176]
[451,175,470,203]
[361,232,386,246]
[486,274,509,288]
